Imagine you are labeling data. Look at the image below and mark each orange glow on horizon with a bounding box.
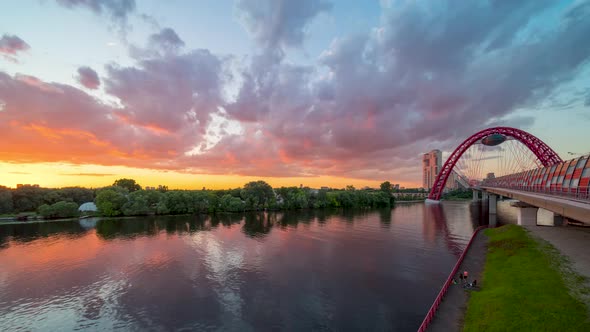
[0,162,420,190]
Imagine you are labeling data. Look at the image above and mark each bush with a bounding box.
[38,201,79,219]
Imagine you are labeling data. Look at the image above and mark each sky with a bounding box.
[1,0,589,190]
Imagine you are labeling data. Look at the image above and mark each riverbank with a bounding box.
[426,228,488,332]
[395,200,425,203]
[0,217,83,225]
[462,225,590,331]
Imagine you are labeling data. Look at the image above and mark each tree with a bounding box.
[12,185,46,212]
[313,189,329,209]
[380,181,392,193]
[189,191,210,214]
[95,189,127,217]
[122,191,150,216]
[0,187,13,214]
[113,178,141,192]
[241,181,274,210]
[379,181,395,205]
[161,191,191,214]
[58,187,94,204]
[43,190,65,205]
[220,194,245,212]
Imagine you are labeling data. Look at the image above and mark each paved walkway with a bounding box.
[427,230,488,332]
[524,225,590,280]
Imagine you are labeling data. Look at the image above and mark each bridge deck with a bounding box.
[481,187,590,224]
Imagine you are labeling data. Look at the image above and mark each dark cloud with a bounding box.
[55,0,136,31]
[149,28,184,52]
[218,0,590,181]
[3,1,590,185]
[76,66,100,89]
[0,34,30,62]
[235,0,331,49]
[129,28,185,59]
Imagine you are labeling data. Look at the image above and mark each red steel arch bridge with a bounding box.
[426,127,590,224]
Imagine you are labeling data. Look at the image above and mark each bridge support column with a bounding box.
[551,214,564,226]
[482,191,489,201]
[511,201,538,226]
[489,194,497,214]
[472,190,479,202]
[537,208,564,227]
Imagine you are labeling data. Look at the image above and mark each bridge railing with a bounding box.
[417,225,488,332]
[481,185,590,201]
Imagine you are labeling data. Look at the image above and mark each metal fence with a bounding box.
[416,225,488,332]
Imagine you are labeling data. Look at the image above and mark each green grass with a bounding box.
[463,225,590,332]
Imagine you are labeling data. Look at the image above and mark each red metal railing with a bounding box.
[482,185,590,202]
[417,225,488,332]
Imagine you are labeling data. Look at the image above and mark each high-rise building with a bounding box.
[423,150,442,190]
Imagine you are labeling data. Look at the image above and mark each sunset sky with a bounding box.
[1,0,589,190]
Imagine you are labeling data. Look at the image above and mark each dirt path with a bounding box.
[524,225,590,313]
[524,225,590,279]
[426,230,488,332]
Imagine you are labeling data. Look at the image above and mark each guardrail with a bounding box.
[481,185,590,201]
[417,225,488,332]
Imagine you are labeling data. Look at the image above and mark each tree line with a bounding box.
[0,179,401,219]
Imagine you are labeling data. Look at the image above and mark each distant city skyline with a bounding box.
[1,0,589,189]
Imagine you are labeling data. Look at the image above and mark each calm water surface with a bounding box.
[0,202,497,331]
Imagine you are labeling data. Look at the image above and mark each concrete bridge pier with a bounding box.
[537,208,564,227]
[482,191,489,201]
[511,201,539,226]
[472,190,479,202]
[489,193,497,214]
[488,213,498,228]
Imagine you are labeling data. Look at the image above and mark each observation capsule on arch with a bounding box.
[481,133,506,146]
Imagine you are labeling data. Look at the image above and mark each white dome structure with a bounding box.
[79,202,98,212]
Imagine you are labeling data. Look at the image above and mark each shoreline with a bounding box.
[421,226,488,332]
[0,217,85,226]
[0,206,397,226]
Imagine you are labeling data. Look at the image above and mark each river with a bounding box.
[0,201,508,331]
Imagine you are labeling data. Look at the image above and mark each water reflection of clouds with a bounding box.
[184,228,248,328]
[0,206,496,330]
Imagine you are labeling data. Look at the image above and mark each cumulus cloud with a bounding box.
[235,0,331,49]
[76,66,101,89]
[218,0,590,181]
[0,70,208,169]
[3,1,590,185]
[0,34,30,62]
[105,49,224,134]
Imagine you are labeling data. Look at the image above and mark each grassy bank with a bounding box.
[463,225,590,331]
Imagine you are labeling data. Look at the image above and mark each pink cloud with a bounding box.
[0,34,30,62]
[76,66,100,89]
[2,0,590,187]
